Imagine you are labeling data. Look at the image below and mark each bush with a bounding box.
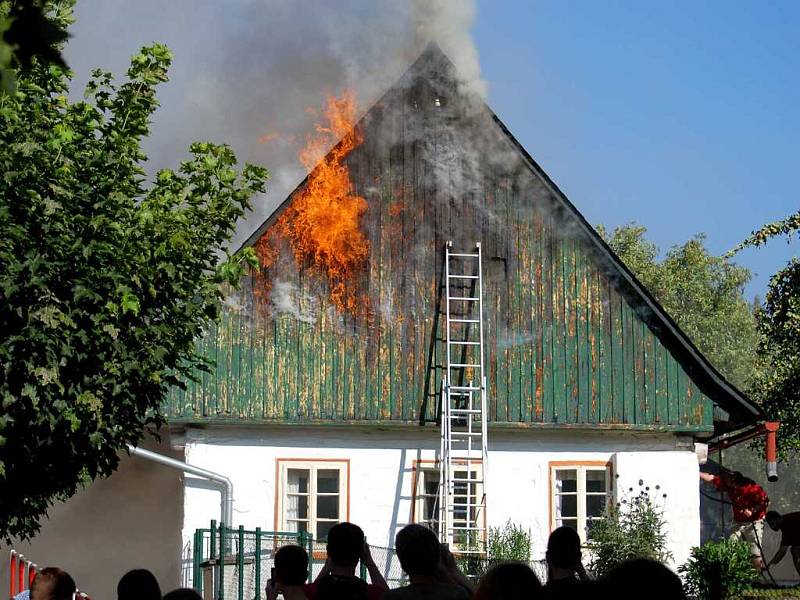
[456,521,532,578]
[587,480,672,577]
[679,539,758,600]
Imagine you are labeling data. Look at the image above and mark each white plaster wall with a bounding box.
[179,426,699,569]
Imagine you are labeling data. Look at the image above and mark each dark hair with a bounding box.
[30,568,76,600]
[316,575,368,600]
[163,588,203,600]
[327,522,365,568]
[395,524,440,577]
[274,545,309,586]
[474,562,541,600]
[766,510,781,521]
[603,558,686,600]
[546,526,582,570]
[117,569,161,600]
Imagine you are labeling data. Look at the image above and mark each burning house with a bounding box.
[167,44,762,571]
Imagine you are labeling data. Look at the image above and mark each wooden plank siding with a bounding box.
[165,48,715,432]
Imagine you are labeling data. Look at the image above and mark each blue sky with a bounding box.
[474,1,799,299]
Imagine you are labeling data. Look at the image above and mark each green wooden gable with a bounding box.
[165,45,760,433]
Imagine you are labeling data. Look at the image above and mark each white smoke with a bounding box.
[271,280,317,324]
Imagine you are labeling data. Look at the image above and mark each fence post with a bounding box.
[237,526,244,600]
[254,528,262,600]
[218,523,227,600]
[192,530,202,592]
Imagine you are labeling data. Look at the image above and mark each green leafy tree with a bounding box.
[599,224,760,390]
[731,209,800,453]
[0,5,268,539]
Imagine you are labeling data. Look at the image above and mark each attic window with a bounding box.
[434,97,442,107]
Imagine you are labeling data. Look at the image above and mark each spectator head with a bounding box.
[316,574,368,600]
[118,569,161,600]
[766,511,783,530]
[546,526,582,570]
[30,568,76,600]
[394,524,440,577]
[474,562,541,600]
[274,545,309,586]
[163,589,203,600]
[326,522,365,569]
[604,558,686,600]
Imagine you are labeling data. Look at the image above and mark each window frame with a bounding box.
[548,460,612,544]
[411,459,486,551]
[274,459,350,540]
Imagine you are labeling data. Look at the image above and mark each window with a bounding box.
[550,462,611,543]
[413,461,485,550]
[276,460,348,541]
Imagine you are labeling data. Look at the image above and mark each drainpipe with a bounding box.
[765,422,779,482]
[127,444,234,525]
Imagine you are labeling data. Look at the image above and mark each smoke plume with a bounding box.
[64,0,485,249]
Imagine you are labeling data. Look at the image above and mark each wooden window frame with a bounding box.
[274,458,350,541]
[548,460,613,544]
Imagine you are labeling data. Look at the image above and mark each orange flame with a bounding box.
[257,91,369,313]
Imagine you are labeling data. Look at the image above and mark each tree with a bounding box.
[734,210,800,453]
[0,4,268,540]
[599,224,760,390]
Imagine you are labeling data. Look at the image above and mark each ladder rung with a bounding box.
[448,253,479,258]
[447,504,485,509]
[450,318,480,323]
[448,274,479,279]
[450,363,481,368]
[451,478,483,483]
[450,385,481,391]
[448,296,479,301]
[451,432,482,437]
[450,409,482,414]
[448,340,480,345]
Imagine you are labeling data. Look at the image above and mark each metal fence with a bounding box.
[188,522,406,600]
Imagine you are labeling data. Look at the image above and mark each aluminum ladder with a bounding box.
[438,241,489,554]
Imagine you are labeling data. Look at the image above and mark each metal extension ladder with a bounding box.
[438,241,489,554]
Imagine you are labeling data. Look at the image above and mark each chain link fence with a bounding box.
[187,523,407,600]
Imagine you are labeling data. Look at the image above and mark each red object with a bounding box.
[28,565,36,588]
[10,551,18,598]
[710,474,769,522]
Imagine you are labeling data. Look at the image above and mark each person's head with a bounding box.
[316,575,368,600]
[603,558,686,600]
[474,562,541,600]
[30,568,76,600]
[274,545,309,586]
[394,524,441,578]
[163,589,203,600]
[118,569,161,600]
[546,526,582,571]
[766,510,783,530]
[326,522,365,569]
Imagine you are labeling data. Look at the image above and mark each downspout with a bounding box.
[765,422,779,482]
[127,444,234,525]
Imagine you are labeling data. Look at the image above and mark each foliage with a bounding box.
[599,224,760,391]
[678,539,758,600]
[0,5,268,540]
[587,481,672,577]
[733,210,800,454]
[456,521,532,578]
[1,0,72,92]
[742,585,800,599]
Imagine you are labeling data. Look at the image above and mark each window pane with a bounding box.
[286,494,308,519]
[286,520,308,534]
[317,469,340,493]
[288,469,309,494]
[424,472,439,496]
[556,518,579,531]
[317,521,336,540]
[556,470,577,493]
[587,494,607,518]
[317,495,340,520]
[557,494,578,518]
[586,470,607,493]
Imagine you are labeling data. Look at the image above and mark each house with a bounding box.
[168,44,763,574]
